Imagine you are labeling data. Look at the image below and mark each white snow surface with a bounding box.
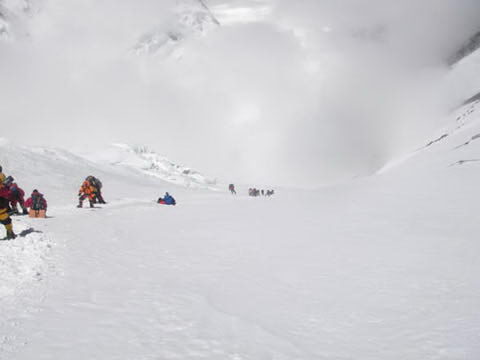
[3,50,480,360]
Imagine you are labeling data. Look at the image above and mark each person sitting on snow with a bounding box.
[25,190,48,212]
[158,192,176,206]
[0,183,16,239]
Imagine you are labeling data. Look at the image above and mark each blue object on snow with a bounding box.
[163,193,176,205]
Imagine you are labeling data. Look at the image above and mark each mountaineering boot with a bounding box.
[22,207,28,215]
[77,201,83,208]
[89,201,94,208]
[6,230,16,240]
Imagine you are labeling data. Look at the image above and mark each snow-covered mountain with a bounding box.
[133,0,219,57]
[85,143,217,190]
[378,44,480,174]
[449,30,480,65]
[447,42,480,107]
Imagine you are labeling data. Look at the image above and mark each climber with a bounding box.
[158,192,176,206]
[0,182,15,239]
[0,165,5,184]
[9,182,28,215]
[86,176,106,204]
[25,189,48,218]
[77,179,97,208]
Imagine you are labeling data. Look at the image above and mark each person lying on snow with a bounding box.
[8,182,28,215]
[158,192,176,205]
[25,190,48,211]
[0,183,16,239]
[77,179,97,208]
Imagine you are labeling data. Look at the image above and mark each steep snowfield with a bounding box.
[447,48,480,105]
[2,51,480,360]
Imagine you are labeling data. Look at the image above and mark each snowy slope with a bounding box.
[2,97,480,359]
[2,41,480,360]
[2,115,480,359]
[0,138,215,355]
[379,45,480,174]
[449,31,480,66]
[447,49,480,106]
[0,139,183,205]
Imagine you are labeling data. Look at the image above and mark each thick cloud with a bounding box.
[1,0,480,186]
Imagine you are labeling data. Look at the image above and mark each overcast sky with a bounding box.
[1,0,480,186]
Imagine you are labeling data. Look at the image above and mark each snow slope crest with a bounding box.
[90,143,217,189]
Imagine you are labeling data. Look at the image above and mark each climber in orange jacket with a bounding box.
[77,180,97,208]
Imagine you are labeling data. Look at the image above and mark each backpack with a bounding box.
[87,176,102,190]
[3,176,14,187]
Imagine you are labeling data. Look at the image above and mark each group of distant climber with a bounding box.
[1,165,279,240]
[248,188,275,197]
[229,184,275,197]
[0,166,48,239]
